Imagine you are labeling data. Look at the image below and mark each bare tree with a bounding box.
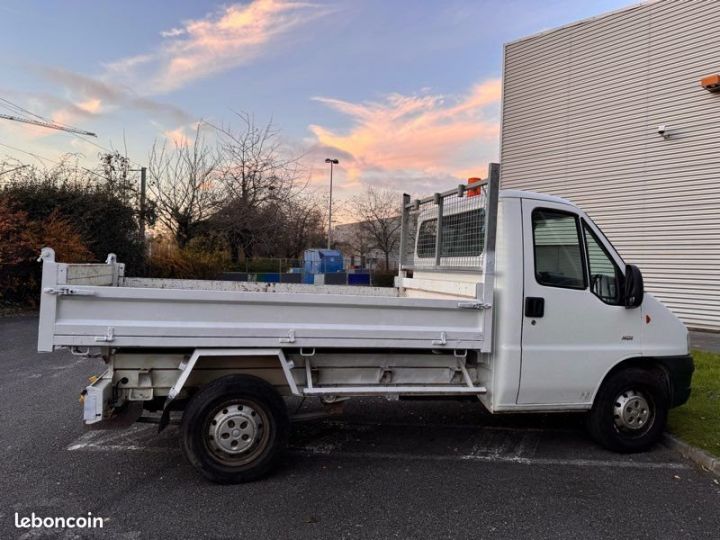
[98,151,133,206]
[147,126,220,248]
[333,221,372,267]
[275,193,326,258]
[349,225,372,267]
[210,113,307,262]
[351,186,402,270]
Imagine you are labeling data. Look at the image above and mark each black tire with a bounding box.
[180,375,289,484]
[586,367,669,453]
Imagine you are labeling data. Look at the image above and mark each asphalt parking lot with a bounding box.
[1,315,719,539]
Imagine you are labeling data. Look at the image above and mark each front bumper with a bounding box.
[656,354,694,408]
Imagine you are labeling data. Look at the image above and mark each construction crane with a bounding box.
[0,113,96,137]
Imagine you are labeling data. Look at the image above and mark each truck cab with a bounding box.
[399,182,692,415]
[397,177,693,454]
[490,190,691,414]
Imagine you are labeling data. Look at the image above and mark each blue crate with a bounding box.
[280,273,303,283]
[257,273,280,283]
[303,249,344,283]
[348,273,371,286]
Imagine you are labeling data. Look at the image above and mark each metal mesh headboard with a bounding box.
[399,163,499,273]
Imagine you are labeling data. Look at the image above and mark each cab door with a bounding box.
[518,199,642,405]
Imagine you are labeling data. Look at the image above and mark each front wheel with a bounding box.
[586,367,669,453]
[180,375,289,484]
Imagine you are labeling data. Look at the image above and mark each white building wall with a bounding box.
[501,0,720,330]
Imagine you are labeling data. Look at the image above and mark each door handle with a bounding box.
[525,297,545,318]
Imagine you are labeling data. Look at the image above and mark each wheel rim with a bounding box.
[613,389,653,433]
[205,399,270,466]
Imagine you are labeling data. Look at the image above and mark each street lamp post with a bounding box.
[129,167,148,239]
[324,158,339,249]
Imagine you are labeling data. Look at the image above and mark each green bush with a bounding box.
[227,258,303,273]
[146,241,229,280]
[372,271,396,288]
[2,180,145,273]
[1,171,146,306]
[0,197,93,306]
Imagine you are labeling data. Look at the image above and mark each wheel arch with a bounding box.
[159,348,299,431]
[591,357,671,407]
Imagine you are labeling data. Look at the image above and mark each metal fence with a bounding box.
[399,164,499,272]
[220,257,383,287]
[227,258,304,274]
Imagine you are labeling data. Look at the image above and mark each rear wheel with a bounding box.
[586,367,668,453]
[180,375,289,484]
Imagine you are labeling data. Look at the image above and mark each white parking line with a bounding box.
[67,426,171,452]
[66,425,689,470]
[290,450,687,470]
[324,420,581,433]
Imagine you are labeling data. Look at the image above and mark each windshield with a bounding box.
[583,214,626,268]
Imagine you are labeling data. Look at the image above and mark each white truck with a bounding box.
[37,164,693,484]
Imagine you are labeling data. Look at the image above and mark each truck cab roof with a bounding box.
[500,189,576,208]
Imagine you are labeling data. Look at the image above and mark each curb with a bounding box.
[663,433,720,477]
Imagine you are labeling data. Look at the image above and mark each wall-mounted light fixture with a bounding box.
[657,124,670,140]
[700,74,720,92]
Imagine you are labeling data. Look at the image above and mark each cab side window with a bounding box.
[441,209,485,257]
[416,218,437,258]
[583,221,622,305]
[532,209,586,289]
[416,209,485,259]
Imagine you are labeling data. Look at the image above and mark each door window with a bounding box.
[532,208,586,289]
[583,221,622,305]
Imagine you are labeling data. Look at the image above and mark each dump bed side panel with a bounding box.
[41,284,485,351]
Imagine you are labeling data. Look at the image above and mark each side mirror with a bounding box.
[624,264,644,308]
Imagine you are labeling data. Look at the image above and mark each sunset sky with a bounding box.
[0,0,632,197]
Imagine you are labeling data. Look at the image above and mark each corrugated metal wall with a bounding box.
[500,0,720,330]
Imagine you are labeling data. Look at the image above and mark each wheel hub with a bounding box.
[613,389,651,431]
[209,404,263,454]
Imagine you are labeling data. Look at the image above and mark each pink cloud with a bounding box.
[307,78,501,193]
[6,1,327,164]
[163,126,191,147]
[75,98,102,114]
[47,98,103,132]
[105,0,330,94]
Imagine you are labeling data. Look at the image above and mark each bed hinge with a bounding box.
[457,301,491,310]
[432,331,448,346]
[43,286,95,296]
[279,330,296,344]
[94,327,115,343]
